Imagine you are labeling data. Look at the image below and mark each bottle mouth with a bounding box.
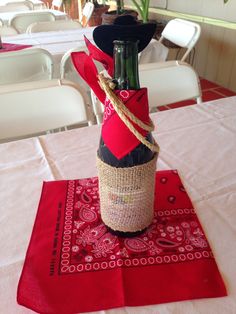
[113,39,139,45]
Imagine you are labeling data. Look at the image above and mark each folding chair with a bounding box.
[60,46,98,122]
[79,2,94,27]
[91,61,202,123]
[51,0,63,9]
[139,38,169,64]
[0,25,19,36]
[26,19,82,33]
[9,11,56,33]
[159,18,201,62]
[60,46,89,92]
[0,47,53,85]
[0,79,94,142]
[139,60,202,111]
[0,1,33,12]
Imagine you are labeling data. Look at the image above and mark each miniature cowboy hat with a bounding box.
[93,15,156,57]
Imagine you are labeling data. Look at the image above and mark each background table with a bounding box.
[0,97,236,313]
[1,27,95,77]
[0,8,67,25]
[2,27,168,79]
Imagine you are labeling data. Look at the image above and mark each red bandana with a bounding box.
[102,88,150,159]
[71,38,152,159]
[17,170,227,314]
[0,43,32,53]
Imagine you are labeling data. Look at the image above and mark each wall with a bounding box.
[127,0,236,91]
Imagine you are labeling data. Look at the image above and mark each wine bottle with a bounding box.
[98,40,156,237]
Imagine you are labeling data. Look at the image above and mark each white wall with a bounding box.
[166,0,236,22]
[126,0,236,91]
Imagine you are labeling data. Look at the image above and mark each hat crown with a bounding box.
[114,15,137,26]
[93,16,157,56]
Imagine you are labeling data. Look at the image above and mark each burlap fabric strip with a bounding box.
[97,155,158,232]
[97,74,159,232]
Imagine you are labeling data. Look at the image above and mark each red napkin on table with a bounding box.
[17,170,227,314]
[0,43,32,52]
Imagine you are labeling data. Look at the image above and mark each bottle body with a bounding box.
[98,40,155,168]
[97,40,156,237]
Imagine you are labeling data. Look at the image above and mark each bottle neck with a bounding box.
[116,0,124,14]
[113,40,140,90]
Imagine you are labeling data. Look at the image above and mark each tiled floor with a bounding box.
[158,78,236,111]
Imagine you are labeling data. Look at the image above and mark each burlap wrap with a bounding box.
[97,154,158,232]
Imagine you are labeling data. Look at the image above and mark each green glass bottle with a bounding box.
[98,39,155,237]
[98,39,155,168]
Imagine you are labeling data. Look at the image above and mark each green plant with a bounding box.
[131,0,150,22]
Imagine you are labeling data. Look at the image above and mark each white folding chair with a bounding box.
[159,18,201,62]
[139,38,169,64]
[0,18,3,27]
[9,11,56,33]
[91,61,202,123]
[0,47,53,85]
[51,0,63,9]
[79,2,94,27]
[60,46,89,92]
[26,19,82,33]
[29,0,47,10]
[0,79,94,142]
[139,60,202,111]
[0,1,33,12]
[60,46,99,122]
[0,25,19,36]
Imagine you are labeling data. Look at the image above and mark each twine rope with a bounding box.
[98,74,159,153]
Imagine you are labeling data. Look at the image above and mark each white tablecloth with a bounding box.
[0,8,67,25]
[1,28,168,78]
[1,27,95,77]
[0,98,236,313]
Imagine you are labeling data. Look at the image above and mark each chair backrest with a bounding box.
[0,79,93,142]
[26,19,82,33]
[79,2,94,27]
[0,47,53,85]
[139,38,169,64]
[159,18,201,62]
[60,46,103,111]
[51,0,63,9]
[9,11,56,33]
[0,25,19,36]
[139,60,202,111]
[60,46,99,119]
[91,61,202,123]
[0,1,33,12]
[60,46,88,88]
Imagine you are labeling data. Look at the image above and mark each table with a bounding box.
[1,27,95,77]
[0,97,236,313]
[0,8,67,25]
[2,27,168,79]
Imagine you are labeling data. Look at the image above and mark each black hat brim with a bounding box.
[93,22,156,57]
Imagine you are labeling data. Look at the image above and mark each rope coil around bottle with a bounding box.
[98,74,159,153]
